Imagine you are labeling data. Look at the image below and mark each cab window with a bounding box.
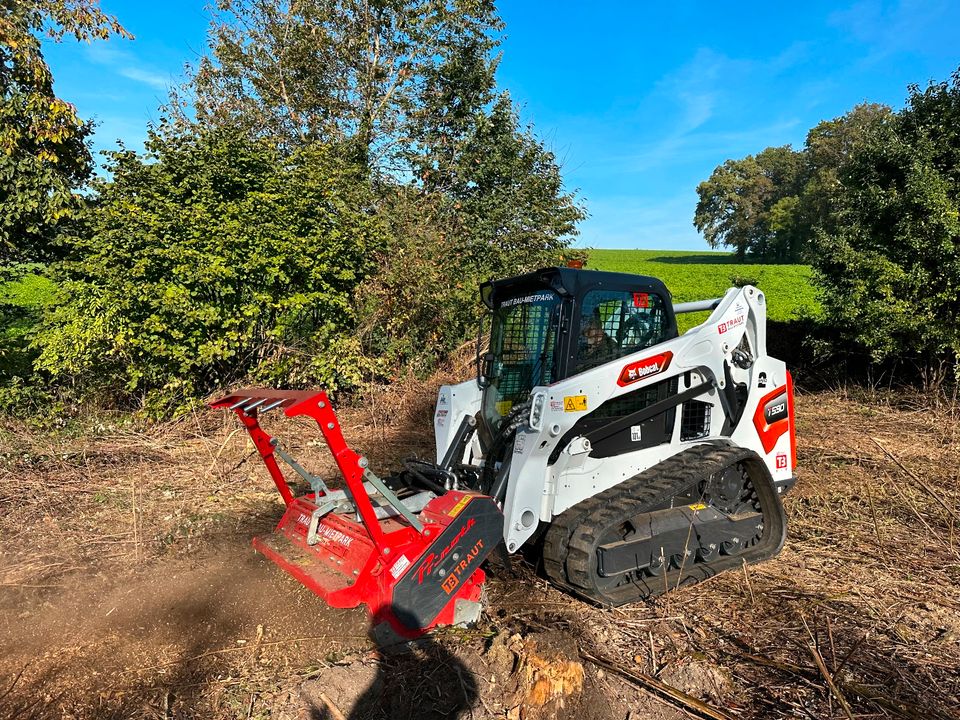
[575,289,668,373]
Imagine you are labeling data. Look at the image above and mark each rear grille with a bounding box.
[680,399,711,441]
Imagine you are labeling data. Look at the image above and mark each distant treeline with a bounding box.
[695,71,960,384]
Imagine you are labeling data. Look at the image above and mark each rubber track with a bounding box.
[542,443,786,606]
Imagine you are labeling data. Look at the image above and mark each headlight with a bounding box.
[529,392,547,431]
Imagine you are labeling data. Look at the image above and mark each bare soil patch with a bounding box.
[1,383,958,719]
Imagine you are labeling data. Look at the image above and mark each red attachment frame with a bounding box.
[211,388,389,542]
[210,388,502,634]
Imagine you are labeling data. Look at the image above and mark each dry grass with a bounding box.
[1,381,959,719]
[511,389,960,720]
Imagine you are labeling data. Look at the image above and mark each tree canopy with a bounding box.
[694,146,805,262]
[694,103,891,263]
[813,71,960,375]
[182,0,502,168]
[34,128,387,414]
[0,0,129,269]
[12,0,584,415]
[170,0,584,386]
[694,68,960,380]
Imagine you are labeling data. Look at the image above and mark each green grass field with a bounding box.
[1,271,56,379]
[587,249,819,329]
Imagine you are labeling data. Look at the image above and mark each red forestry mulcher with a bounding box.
[210,388,503,636]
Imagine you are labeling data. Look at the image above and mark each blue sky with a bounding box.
[43,0,960,250]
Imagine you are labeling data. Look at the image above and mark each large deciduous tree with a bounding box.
[183,0,502,168]
[694,104,891,263]
[179,0,585,378]
[23,0,584,414]
[359,94,585,372]
[800,102,893,238]
[694,146,805,261]
[0,0,129,270]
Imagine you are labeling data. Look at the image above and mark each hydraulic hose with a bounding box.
[402,460,447,495]
[479,401,530,493]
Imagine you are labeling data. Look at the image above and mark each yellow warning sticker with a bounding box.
[448,495,472,517]
[688,503,707,511]
[496,400,514,416]
[564,395,588,412]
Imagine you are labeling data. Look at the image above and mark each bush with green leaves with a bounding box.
[33,127,386,415]
[813,69,960,380]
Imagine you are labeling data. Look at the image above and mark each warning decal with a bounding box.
[564,395,588,412]
[448,495,472,517]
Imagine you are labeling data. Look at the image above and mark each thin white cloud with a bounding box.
[118,67,168,90]
[84,43,125,66]
[577,118,803,177]
[559,44,814,249]
[84,43,170,91]
[829,0,951,66]
[600,45,809,173]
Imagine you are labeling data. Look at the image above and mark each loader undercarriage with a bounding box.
[542,444,787,606]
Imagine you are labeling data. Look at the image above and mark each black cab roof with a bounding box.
[480,266,672,309]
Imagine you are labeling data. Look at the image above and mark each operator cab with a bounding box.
[478,267,678,434]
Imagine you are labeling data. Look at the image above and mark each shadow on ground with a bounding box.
[302,616,478,720]
[648,254,740,265]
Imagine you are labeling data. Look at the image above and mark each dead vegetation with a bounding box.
[0,380,958,719]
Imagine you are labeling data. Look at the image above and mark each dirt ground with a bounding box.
[1,380,959,720]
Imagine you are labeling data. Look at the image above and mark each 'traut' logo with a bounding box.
[717,314,746,334]
[618,351,673,387]
[416,517,476,584]
[440,538,485,595]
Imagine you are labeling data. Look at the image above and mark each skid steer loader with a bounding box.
[212,266,795,634]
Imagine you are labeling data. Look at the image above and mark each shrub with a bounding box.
[33,127,386,415]
[812,69,960,381]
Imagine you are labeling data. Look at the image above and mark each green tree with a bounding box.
[180,0,584,377]
[694,145,805,261]
[183,0,502,167]
[0,0,129,270]
[800,102,892,238]
[448,94,584,274]
[813,69,960,378]
[694,105,891,263]
[33,127,386,414]
[361,95,585,373]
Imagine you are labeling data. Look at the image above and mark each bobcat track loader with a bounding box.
[213,267,795,634]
